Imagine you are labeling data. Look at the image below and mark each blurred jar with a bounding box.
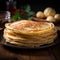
[6,0,17,16]
[0,11,10,28]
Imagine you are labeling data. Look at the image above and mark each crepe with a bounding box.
[3,20,57,47]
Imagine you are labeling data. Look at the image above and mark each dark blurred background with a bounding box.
[0,0,60,13]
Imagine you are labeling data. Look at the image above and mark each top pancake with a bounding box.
[5,20,55,34]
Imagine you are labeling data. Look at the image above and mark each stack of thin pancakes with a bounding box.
[3,20,57,47]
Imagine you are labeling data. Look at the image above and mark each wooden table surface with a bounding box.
[0,30,60,60]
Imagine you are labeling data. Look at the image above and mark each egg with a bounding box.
[44,7,56,17]
[46,16,55,22]
[54,14,60,21]
[36,11,45,18]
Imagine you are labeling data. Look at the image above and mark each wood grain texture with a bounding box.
[0,45,56,60]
